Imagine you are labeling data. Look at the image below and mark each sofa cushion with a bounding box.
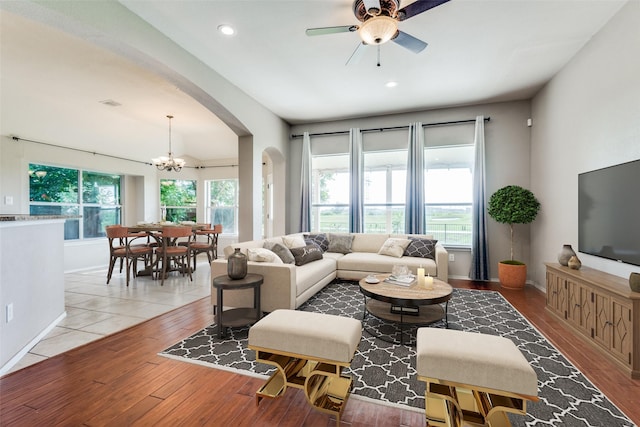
[378,238,411,258]
[404,237,438,260]
[282,235,307,249]
[327,233,354,254]
[338,252,437,276]
[304,233,329,252]
[290,244,323,266]
[247,248,283,264]
[351,233,389,253]
[296,257,338,296]
[264,241,295,264]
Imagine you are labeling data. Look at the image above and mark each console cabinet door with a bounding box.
[567,279,592,336]
[546,270,566,319]
[611,298,632,367]
[593,290,612,349]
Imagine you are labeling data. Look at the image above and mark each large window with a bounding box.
[364,150,407,234]
[424,145,473,246]
[29,163,121,240]
[311,154,349,232]
[206,179,238,234]
[160,179,197,222]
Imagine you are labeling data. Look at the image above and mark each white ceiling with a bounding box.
[0,0,628,163]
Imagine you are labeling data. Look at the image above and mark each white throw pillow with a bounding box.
[247,248,284,264]
[282,235,307,249]
[378,238,412,258]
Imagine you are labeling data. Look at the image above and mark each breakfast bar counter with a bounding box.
[0,215,69,374]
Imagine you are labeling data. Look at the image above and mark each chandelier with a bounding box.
[152,115,185,172]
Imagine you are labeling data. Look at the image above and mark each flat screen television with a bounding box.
[578,159,640,266]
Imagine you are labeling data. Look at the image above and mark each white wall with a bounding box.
[290,100,533,281]
[530,1,640,286]
[1,220,65,369]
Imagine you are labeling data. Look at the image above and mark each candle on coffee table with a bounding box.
[425,274,434,289]
[417,267,425,287]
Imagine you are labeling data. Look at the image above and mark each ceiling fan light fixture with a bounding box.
[358,15,398,45]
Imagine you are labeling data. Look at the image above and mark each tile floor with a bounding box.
[4,258,213,375]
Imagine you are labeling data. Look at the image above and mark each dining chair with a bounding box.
[106,225,154,286]
[212,223,222,260]
[155,225,194,286]
[189,223,218,271]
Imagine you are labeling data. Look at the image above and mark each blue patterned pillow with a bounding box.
[303,233,329,252]
[403,238,438,260]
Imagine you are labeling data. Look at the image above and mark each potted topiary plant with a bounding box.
[488,185,540,289]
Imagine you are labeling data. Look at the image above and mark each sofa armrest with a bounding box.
[435,244,449,283]
[211,259,297,312]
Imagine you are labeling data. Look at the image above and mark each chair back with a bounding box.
[161,226,193,238]
[213,224,223,234]
[106,225,128,239]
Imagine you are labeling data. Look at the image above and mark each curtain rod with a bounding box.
[290,117,490,139]
[10,136,237,169]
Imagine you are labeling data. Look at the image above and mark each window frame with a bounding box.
[159,179,197,223]
[28,163,122,240]
[423,144,474,247]
[205,179,239,235]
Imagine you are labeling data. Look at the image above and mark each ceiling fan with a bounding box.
[306,0,450,65]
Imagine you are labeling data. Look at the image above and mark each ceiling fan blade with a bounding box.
[392,31,428,53]
[306,25,358,36]
[397,0,450,21]
[363,0,382,15]
[346,42,367,65]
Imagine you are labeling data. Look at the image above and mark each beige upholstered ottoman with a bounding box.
[416,328,538,427]
[248,309,362,424]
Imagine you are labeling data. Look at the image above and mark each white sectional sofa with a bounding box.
[211,233,448,313]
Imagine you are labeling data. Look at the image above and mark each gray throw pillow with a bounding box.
[263,241,295,264]
[327,233,354,254]
[403,238,438,260]
[303,233,329,252]
[290,244,323,266]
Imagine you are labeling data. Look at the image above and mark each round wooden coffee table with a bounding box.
[359,275,452,345]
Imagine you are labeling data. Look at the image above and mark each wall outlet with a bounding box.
[449,253,455,262]
[6,303,14,323]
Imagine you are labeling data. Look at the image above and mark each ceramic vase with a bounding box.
[568,255,582,270]
[558,244,576,266]
[227,248,247,279]
[630,272,640,293]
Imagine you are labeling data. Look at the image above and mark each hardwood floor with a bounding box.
[1,279,638,426]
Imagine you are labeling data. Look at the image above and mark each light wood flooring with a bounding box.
[1,279,639,426]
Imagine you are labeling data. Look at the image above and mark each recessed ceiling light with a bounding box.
[218,24,235,36]
[385,81,398,88]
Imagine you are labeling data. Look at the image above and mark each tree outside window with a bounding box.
[29,164,121,239]
[160,179,197,222]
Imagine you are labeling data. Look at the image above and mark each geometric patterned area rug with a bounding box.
[160,281,633,426]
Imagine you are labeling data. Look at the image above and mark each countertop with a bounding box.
[0,214,79,222]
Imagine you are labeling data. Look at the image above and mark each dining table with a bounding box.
[127,222,207,278]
